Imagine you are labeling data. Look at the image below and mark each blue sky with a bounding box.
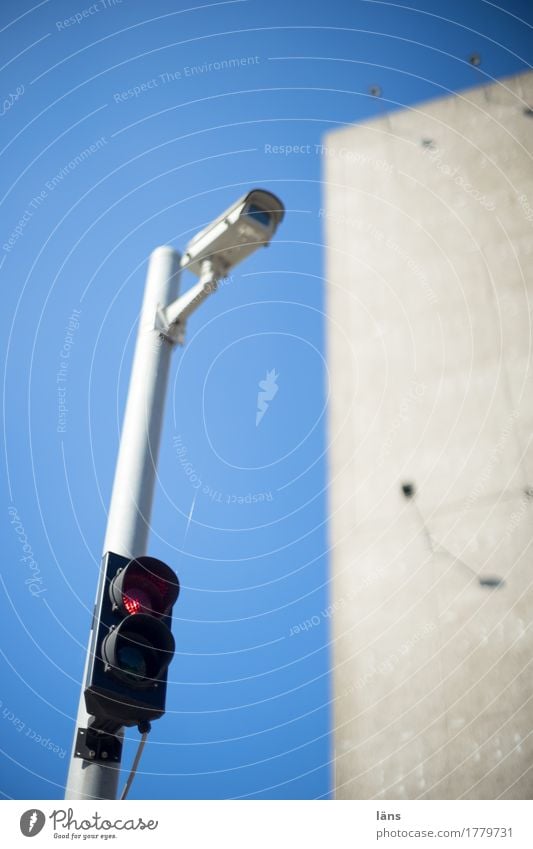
[1,0,532,800]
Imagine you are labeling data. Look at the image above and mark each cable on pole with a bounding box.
[120,721,152,800]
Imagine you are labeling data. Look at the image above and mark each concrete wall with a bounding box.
[323,71,533,799]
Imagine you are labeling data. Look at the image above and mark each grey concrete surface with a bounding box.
[324,71,533,799]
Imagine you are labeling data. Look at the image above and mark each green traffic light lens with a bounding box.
[116,644,149,680]
[102,614,175,688]
[110,556,180,618]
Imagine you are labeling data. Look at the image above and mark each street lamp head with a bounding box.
[181,189,285,278]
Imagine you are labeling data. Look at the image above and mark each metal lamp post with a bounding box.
[64,190,285,801]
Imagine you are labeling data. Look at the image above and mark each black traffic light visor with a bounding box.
[109,556,179,618]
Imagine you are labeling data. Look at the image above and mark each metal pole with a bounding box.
[65,246,181,800]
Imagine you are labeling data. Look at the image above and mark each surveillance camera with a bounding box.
[181,189,285,278]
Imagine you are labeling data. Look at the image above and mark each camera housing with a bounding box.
[181,189,285,277]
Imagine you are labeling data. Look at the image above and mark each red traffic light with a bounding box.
[123,588,152,615]
[109,556,179,618]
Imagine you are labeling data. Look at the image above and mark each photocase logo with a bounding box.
[256,368,279,426]
[20,809,45,837]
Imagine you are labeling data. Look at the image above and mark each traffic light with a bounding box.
[84,552,179,731]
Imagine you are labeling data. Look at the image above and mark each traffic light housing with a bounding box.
[84,552,179,731]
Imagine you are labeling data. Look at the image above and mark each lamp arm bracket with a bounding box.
[153,258,222,346]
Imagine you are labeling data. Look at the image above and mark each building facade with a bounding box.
[324,71,533,799]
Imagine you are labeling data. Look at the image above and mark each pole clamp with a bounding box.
[74,726,122,763]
